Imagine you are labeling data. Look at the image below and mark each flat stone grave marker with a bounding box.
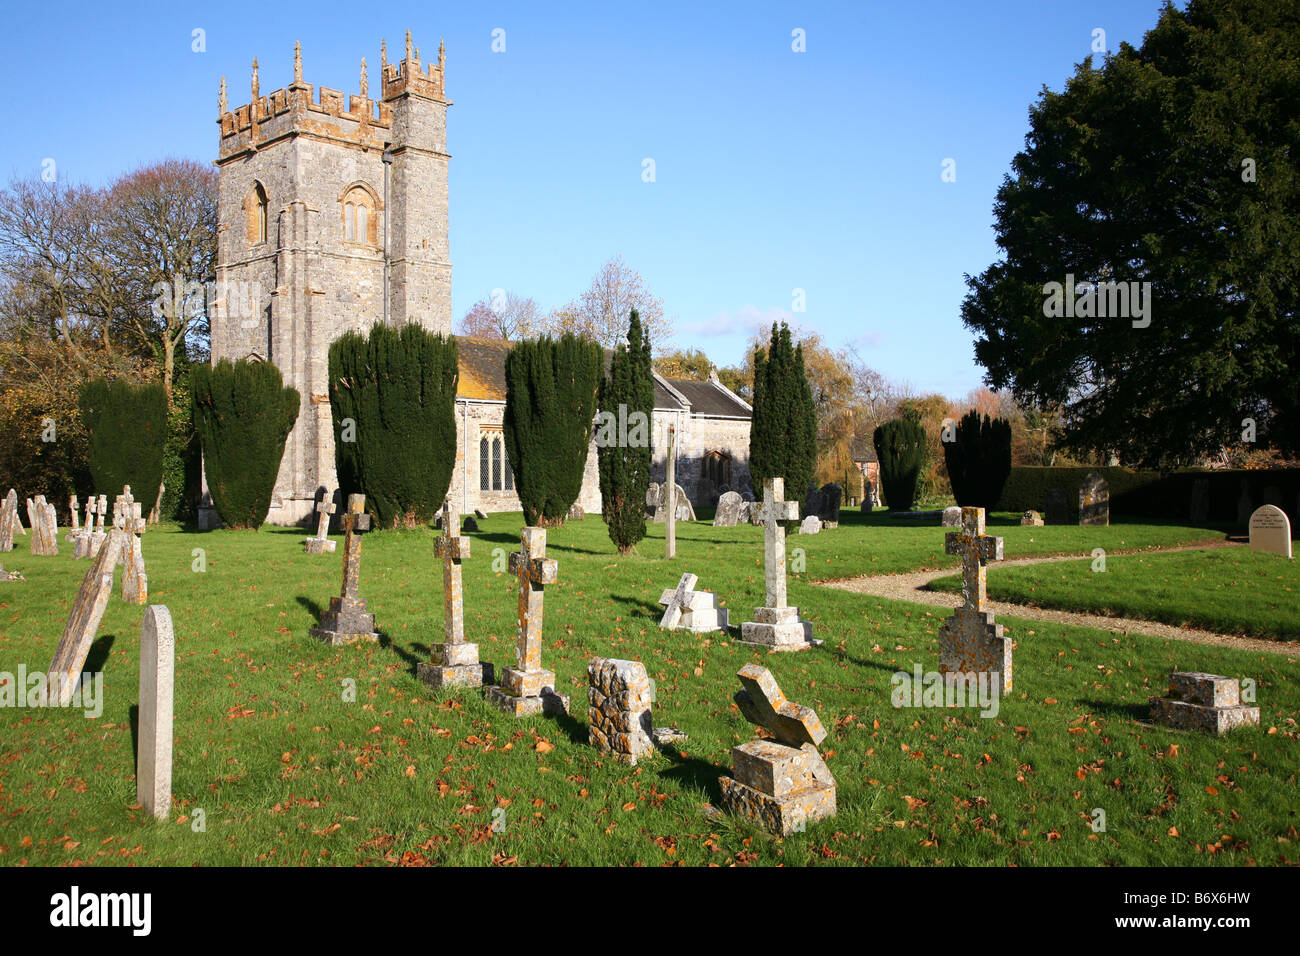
[1021,510,1043,527]
[310,494,379,645]
[939,506,1011,691]
[1248,505,1292,559]
[1149,672,1259,735]
[136,605,174,819]
[719,664,836,836]
[1078,471,1109,526]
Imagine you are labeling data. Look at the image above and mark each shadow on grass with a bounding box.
[390,640,429,675]
[84,634,116,675]
[609,593,662,622]
[1084,698,1150,722]
[295,595,324,619]
[657,746,726,803]
[129,703,139,776]
[549,704,590,746]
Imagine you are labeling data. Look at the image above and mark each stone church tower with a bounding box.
[206,33,451,526]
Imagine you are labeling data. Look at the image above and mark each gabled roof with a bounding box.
[454,336,751,420]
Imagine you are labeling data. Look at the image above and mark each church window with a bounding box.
[479,430,515,492]
[245,182,268,245]
[339,184,379,246]
[704,450,732,488]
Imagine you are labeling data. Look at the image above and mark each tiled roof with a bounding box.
[665,379,751,418]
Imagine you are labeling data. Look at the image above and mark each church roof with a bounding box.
[454,335,751,420]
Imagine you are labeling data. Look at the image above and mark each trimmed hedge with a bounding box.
[78,379,167,504]
[1000,466,1300,527]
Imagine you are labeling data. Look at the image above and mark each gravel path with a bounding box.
[817,540,1300,658]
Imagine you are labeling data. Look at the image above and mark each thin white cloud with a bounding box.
[680,304,793,338]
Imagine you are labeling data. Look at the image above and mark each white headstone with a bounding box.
[137,605,174,819]
[1248,505,1292,559]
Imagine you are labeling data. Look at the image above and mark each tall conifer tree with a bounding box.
[749,322,816,500]
[598,310,654,553]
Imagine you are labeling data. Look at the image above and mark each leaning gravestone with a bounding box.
[310,495,379,645]
[713,491,745,527]
[0,489,20,552]
[136,605,174,820]
[587,658,654,765]
[1248,505,1292,559]
[658,572,729,632]
[1044,487,1069,525]
[1189,478,1210,523]
[941,506,962,528]
[1078,472,1109,526]
[48,529,126,706]
[304,490,337,554]
[719,664,836,836]
[1149,672,1259,735]
[26,496,58,556]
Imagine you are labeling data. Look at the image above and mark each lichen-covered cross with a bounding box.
[434,498,470,644]
[755,478,800,608]
[314,491,336,539]
[339,494,371,600]
[508,527,557,674]
[944,506,1003,611]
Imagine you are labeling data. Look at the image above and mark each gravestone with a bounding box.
[1078,472,1109,526]
[1248,505,1292,559]
[719,664,836,836]
[310,494,379,645]
[658,572,729,632]
[0,489,20,552]
[1189,479,1210,523]
[486,527,569,716]
[587,658,654,765]
[861,481,873,515]
[462,515,479,533]
[817,483,842,528]
[418,499,492,689]
[713,491,745,527]
[739,478,817,651]
[567,503,585,521]
[1020,510,1044,527]
[1044,487,1069,525]
[73,497,97,558]
[1235,480,1253,526]
[939,507,1011,691]
[65,495,80,544]
[47,529,126,706]
[645,482,660,520]
[651,482,695,523]
[27,496,58,556]
[304,490,337,554]
[1149,672,1259,735]
[736,501,752,523]
[113,488,148,604]
[798,515,821,535]
[136,605,174,820]
[802,484,823,526]
[87,494,109,557]
[941,506,962,528]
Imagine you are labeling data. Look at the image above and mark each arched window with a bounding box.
[245,182,269,244]
[339,183,379,246]
[704,451,732,488]
[479,430,516,492]
[479,437,490,491]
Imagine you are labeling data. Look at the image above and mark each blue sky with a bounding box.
[0,0,1170,395]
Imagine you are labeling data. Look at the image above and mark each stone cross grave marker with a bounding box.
[74,497,97,558]
[136,605,174,819]
[95,494,107,534]
[114,487,148,604]
[486,527,568,716]
[719,664,836,836]
[0,489,20,551]
[1079,471,1109,526]
[47,528,126,706]
[304,490,337,554]
[418,498,491,690]
[658,572,728,632]
[1248,504,1292,559]
[739,477,816,651]
[939,506,1011,691]
[310,494,379,645]
[588,658,654,765]
[65,495,80,543]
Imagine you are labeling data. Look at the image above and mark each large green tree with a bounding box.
[873,418,927,512]
[749,323,816,500]
[961,0,1300,466]
[192,358,299,530]
[328,324,459,528]
[944,409,1013,510]
[78,378,167,501]
[598,310,654,553]
[504,334,603,526]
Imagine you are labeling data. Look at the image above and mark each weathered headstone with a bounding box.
[1189,479,1210,523]
[47,529,126,706]
[567,503,585,521]
[418,499,492,690]
[1078,472,1109,526]
[1149,672,1259,735]
[798,515,821,535]
[739,478,817,651]
[941,506,962,528]
[817,483,842,528]
[719,664,836,836]
[310,494,379,645]
[1248,505,1292,559]
[658,572,729,632]
[0,489,20,552]
[1020,510,1044,527]
[939,506,1011,691]
[27,496,58,555]
[136,605,174,820]
[645,482,660,520]
[1044,487,1069,525]
[462,515,479,533]
[114,488,148,604]
[65,495,80,543]
[651,482,695,523]
[587,658,654,765]
[713,491,745,527]
[304,490,337,554]
[486,527,568,716]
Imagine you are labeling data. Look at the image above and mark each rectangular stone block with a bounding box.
[486,686,569,717]
[304,538,336,554]
[740,620,815,649]
[719,776,836,837]
[754,606,800,625]
[417,660,492,690]
[432,641,480,667]
[1149,697,1260,735]
[732,740,831,797]
[501,667,556,698]
[1167,672,1240,708]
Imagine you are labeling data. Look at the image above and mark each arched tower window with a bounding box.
[479,429,515,492]
[339,183,380,246]
[244,182,269,245]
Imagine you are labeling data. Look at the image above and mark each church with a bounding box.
[204,35,752,527]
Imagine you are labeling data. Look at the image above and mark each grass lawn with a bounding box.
[930,548,1300,641]
[0,512,1296,866]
